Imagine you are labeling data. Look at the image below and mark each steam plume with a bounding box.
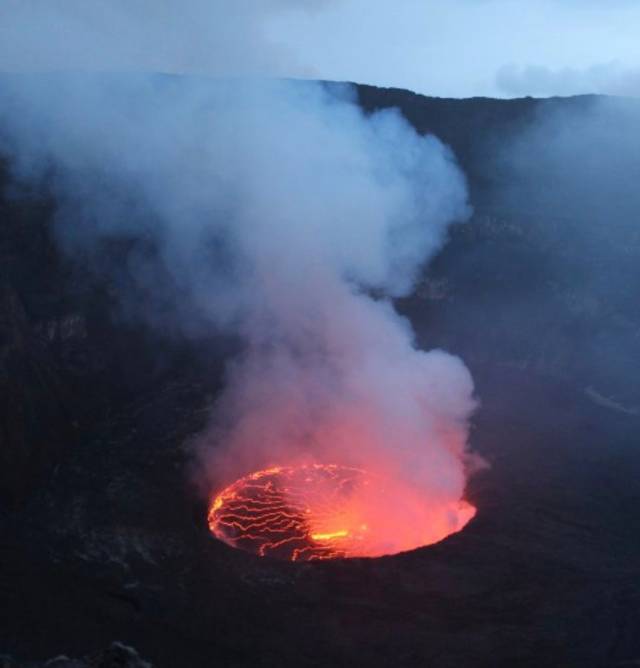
[0,73,476,528]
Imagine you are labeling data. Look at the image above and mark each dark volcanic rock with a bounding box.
[0,283,77,507]
[2,641,153,667]
[1,79,640,667]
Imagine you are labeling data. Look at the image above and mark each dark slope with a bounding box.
[1,80,640,667]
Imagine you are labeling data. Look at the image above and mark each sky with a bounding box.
[1,0,640,98]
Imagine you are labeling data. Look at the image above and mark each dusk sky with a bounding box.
[1,0,640,98]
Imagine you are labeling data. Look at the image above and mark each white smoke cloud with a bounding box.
[0,72,476,517]
[0,0,481,539]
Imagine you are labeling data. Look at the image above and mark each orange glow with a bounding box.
[208,464,476,561]
[311,530,349,541]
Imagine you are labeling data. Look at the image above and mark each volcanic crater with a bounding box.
[2,81,640,668]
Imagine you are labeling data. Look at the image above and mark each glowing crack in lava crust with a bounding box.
[208,464,476,561]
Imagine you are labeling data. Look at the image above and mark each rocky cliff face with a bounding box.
[1,81,640,667]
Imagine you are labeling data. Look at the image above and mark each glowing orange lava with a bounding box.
[208,464,475,561]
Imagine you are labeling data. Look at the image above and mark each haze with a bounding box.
[1,0,640,98]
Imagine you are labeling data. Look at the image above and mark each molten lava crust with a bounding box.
[208,464,475,561]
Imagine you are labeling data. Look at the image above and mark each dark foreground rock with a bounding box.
[1,642,152,667]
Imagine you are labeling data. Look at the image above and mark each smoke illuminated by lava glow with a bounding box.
[208,464,476,561]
